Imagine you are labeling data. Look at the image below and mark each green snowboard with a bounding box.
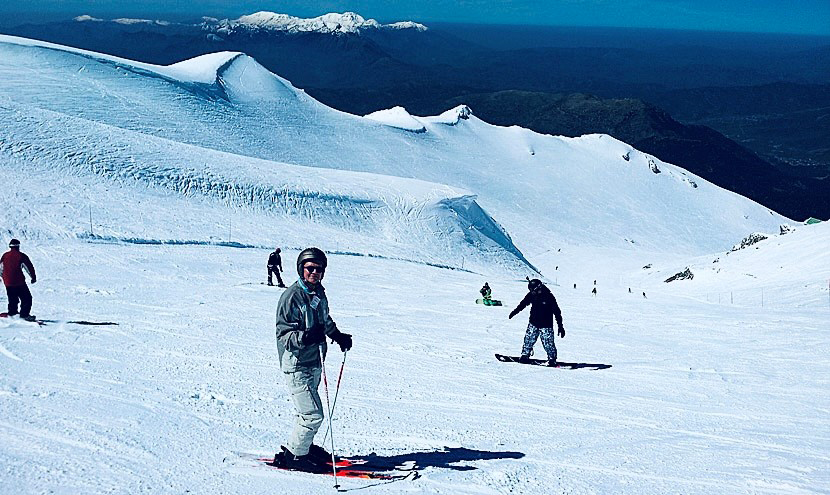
[476,298,503,306]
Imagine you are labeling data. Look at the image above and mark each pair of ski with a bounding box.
[228,451,419,481]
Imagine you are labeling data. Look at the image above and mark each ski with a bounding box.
[225,452,419,481]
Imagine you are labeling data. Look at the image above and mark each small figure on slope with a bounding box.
[267,247,286,287]
[480,282,492,302]
[508,278,565,367]
[274,247,352,473]
[1,239,37,321]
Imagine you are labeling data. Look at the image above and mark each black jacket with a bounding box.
[268,251,282,269]
[510,286,563,329]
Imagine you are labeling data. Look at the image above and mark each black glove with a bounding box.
[558,326,566,338]
[508,310,517,319]
[331,332,352,352]
[302,324,325,346]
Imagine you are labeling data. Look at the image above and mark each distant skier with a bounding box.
[274,247,352,473]
[480,282,492,302]
[508,278,565,367]
[268,247,285,287]
[0,239,37,321]
[591,287,597,296]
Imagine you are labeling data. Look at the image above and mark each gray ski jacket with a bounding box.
[275,279,341,372]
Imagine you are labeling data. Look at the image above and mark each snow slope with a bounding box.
[0,35,829,495]
[0,242,828,494]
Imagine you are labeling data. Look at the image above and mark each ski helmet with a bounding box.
[8,239,20,248]
[297,247,327,276]
[528,278,543,291]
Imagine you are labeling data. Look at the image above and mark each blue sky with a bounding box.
[2,0,829,36]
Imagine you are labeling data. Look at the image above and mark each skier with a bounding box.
[591,287,597,296]
[0,239,37,321]
[479,282,492,302]
[274,247,352,473]
[508,278,565,367]
[267,247,286,287]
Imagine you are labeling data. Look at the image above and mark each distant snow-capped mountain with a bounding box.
[72,11,428,35]
[212,11,427,34]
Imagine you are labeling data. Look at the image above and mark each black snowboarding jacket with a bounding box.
[268,251,282,270]
[509,285,563,329]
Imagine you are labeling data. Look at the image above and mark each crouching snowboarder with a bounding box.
[480,282,492,302]
[274,247,352,473]
[508,278,565,367]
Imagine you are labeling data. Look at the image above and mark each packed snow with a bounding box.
[1,35,828,494]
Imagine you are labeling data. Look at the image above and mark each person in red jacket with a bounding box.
[0,239,37,321]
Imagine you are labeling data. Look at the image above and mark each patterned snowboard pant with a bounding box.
[268,266,284,286]
[283,367,323,456]
[521,323,557,361]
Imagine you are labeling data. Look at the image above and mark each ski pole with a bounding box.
[322,350,347,444]
[320,345,340,489]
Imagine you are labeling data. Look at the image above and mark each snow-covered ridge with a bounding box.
[0,97,530,273]
[0,34,237,85]
[214,11,428,34]
[0,34,790,261]
[364,106,427,133]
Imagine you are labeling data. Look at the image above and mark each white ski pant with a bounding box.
[283,367,324,456]
[521,323,557,361]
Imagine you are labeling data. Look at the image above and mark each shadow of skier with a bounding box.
[345,446,525,472]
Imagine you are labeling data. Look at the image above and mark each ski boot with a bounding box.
[276,446,330,473]
[307,444,334,464]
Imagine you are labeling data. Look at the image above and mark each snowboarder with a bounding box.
[479,282,492,302]
[267,247,285,287]
[1,239,37,321]
[274,247,353,473]
[508,279,565,367]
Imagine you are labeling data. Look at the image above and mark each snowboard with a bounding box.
[495,354,612,370]
[0,313,45,326]
[495,353,552,366]
[476,298,503,306]
[225,451,419,481]
[0,313,117,326]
